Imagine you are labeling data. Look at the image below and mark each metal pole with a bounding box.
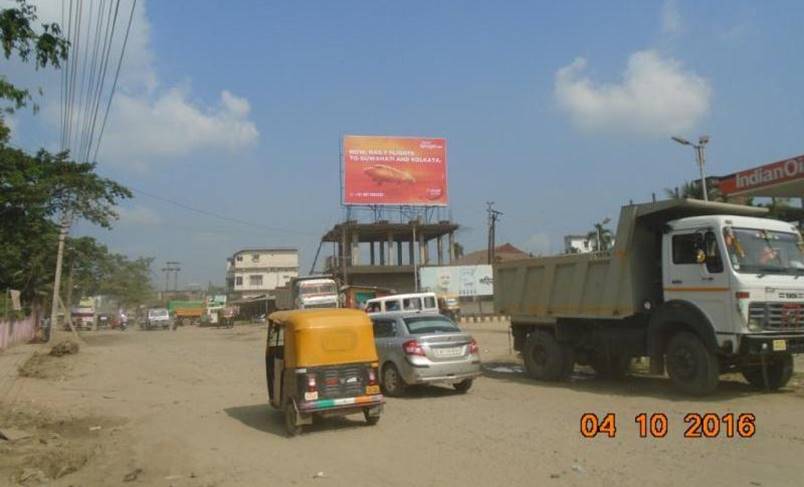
[50,215,70,336]
[696,145,708,201]
[412,223,419,292]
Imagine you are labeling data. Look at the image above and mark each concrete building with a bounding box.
[226,248,299,300]
[453,243,530,265]
[563,235,592,254]
[320,220,459,293]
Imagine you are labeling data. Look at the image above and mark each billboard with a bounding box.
[419,265,493,297]
[718,154,804,195]
[342,135,448,206]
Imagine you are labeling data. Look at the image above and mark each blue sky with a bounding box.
[6,0,804,287]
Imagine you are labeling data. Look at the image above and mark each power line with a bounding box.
[85,0,119,162]
[93,0,136,163]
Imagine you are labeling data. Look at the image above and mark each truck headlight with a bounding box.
[747,319,762,332]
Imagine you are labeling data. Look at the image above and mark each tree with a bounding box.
[1,0,69,141]
[664,180,723,201]
[586,224,613,252]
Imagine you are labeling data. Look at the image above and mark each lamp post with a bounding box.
[671,135,710,201]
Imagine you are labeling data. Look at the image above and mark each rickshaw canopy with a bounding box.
[268,309,379,368]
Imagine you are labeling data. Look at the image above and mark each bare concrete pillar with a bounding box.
[379,239,385,265]
[409,238,415,266]
[370,241,375,265]
[397,241,403,267]
[419,232,427,265]
[437,236,444,265]
[351,231,360,266]
[448,231,455,263]
[387,232,395,266]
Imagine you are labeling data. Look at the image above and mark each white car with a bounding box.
[144,308,172,330]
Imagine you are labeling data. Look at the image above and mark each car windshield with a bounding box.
[724,227,804,275]
[403,316,460,335]
[149,309,168,318]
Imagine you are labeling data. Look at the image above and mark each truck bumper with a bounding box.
[740,334,804,355]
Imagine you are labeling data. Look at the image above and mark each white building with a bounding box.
[563,235,592,254]
[226,248,299,299]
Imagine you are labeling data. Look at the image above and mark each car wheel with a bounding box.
[665,331,719,396]
[453,379,473,393]
[742,353,793,391]
[381,363,406,397]
[363,408,380,426]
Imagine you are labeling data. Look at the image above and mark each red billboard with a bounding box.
[342,135,448,206]
[718,154,804,195]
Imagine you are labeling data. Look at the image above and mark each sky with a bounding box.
[5,0,804,288]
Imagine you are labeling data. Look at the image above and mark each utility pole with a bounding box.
[49,215,71,337]
[486,202,503,265]
[671,135,710,201]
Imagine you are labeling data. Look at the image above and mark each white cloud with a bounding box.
[98,88,258,165]
[117,205,162,225]
[661,0,681,35]
[5,1,258,167]
[554,50,711,136]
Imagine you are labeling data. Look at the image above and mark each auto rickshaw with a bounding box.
[265,309,384,436]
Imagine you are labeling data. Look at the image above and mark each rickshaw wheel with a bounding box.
[284,401,302,437]
[363,409,380,426]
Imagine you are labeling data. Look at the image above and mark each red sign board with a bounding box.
[719,154,804,195]
[342,135,448,206]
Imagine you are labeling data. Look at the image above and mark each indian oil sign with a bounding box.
[342,135,448,206]
[719,154,804,195]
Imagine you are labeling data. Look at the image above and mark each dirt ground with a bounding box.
[1,321,804,486]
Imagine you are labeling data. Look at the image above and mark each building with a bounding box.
[320,220,459,293]
[563,235,592,254]
[226,248,299,300]
[453,243,530,265]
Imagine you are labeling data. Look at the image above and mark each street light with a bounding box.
[671,135,710,201]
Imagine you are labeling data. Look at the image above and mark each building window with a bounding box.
[249,275,263,286]
[235,276,243,286]
[251,254,260,263]
[236,255,243,262]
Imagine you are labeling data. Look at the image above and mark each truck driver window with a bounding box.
[672,234,699,264]
[703,231,723,273]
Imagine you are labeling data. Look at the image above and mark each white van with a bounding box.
[364,293,438,314]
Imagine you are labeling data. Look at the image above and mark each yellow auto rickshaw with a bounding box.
[265,309,384,436]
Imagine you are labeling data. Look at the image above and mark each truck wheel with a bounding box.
[523,330,572,381]
[590,353,631,380]
[665,331,719,396]
[742,353,793,391]
[381,363,406,397]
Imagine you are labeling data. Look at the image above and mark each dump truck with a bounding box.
[495,199,804,395]
[275,275,339,310]
[167,300,206,326]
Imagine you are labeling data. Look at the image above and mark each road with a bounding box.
[2,321,803,486]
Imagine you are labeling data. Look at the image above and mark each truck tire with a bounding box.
[590,353,631,380]
[665,331,719,396]
[742,353,793,391]
[523,330,573,381]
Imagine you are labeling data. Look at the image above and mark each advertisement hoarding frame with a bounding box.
[340,134,449,207]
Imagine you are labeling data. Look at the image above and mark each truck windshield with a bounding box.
[724,227,804,275]
[403,316,460,335]
[298,282,336,294]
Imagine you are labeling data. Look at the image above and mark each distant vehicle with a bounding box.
[144,308,172,330]
[69,296,96,330]
[266,309,384,436]
[369,311,481,396]
[168,300,205,326]
[275,276,339,310]
[364,292,439,314]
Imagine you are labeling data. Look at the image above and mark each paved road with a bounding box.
[3,322,804,486]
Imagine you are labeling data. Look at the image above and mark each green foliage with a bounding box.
[0,0,69,141]
[586,224,613,252]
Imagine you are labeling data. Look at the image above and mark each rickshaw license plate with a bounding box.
[772,339,787,351]
[365,385,380,395]
[435,347,462,358]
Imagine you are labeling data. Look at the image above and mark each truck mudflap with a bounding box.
[740,334,804,355]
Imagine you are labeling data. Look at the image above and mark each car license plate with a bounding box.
[434,346,463,358]
[304,391,318,401]
[772,339,787,351]
[365,385,380,395]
